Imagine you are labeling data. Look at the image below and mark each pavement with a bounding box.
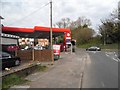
[10,48,88,89]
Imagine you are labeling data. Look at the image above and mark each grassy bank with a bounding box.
[2,74,29,89]
[77,43,118,49]
[2,65,48,90]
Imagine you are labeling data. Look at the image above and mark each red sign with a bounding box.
[53,44,61,56]
[65,32,71,44]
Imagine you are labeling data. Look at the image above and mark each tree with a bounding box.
[69,17,91,30]
[54,18,71,28]
[71,26,94,45]
[99,15,118,44]
[54,16,94,45]
[76,16,91,28]
[98,8,119,44]
[54,16,91,30]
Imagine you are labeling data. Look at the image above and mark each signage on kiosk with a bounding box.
[65,32,71,45]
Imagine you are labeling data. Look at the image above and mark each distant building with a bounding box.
[1,33,19,45]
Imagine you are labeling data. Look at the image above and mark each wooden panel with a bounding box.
[34,50,42,61]
[17,50,32,61]
[17,50,53,62]
[34,50,53,62]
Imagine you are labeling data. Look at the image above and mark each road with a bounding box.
[82,50,118,88]
[10,49,119,89]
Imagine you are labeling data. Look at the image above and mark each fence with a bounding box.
[16,49,53,62]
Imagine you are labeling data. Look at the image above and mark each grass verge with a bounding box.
[36,65,48,72]
[77,43,118,49]
[2,74,29,90]
[100,43,118,49]
[2,64,48,90]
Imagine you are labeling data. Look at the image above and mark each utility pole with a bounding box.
[50,0,54,64]
[0,16,4,45]
[118,1,120,59]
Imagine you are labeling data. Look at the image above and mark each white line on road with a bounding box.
[9,85,30,90]
[101,81,105,87]
[115,54,118,57]
[112,58,119,62]
[105,52,119,62]
[106,54,109,57]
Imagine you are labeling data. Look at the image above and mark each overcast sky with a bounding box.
[1,0,119,32]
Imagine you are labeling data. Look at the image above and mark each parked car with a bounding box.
[86,46,101,51]
[34,46,43,50]
[21,46,43,50]
[0,52,21,69]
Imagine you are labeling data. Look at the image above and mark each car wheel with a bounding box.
[15,60,20,66]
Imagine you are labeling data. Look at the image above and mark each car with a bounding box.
[21,46,43,50]
[86,46,101,51]
[0,52,21,69]
[34,46,43,50]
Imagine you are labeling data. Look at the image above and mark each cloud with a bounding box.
[1,0,119,30]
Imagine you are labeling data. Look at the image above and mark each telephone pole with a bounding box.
[118,1,120,59]
[50,0,54,64]
[50,0,53,49]
[0,16,4,45]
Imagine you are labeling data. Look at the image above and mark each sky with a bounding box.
[1,0,119,33]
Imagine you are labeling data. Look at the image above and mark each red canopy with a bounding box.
[2,26,34,33]
[2,26,70,33]
[34,26,70,33]
[2,26,71,38]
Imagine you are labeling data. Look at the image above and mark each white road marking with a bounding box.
[105,52,119,62]
[106,54,109,57]
[115,54,118,57]
[112,58,119,62]
[101,81,105,87]
[10,85,30,89]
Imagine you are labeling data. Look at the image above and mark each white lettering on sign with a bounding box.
[53,45,60,50]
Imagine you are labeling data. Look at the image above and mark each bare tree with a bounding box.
[76,16,91,27]
[55,18,71,28]
[56,21,63,28]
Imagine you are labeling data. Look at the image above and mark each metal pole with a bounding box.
[50,0,54,64]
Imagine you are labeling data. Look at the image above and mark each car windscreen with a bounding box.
[0,52,11,59]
